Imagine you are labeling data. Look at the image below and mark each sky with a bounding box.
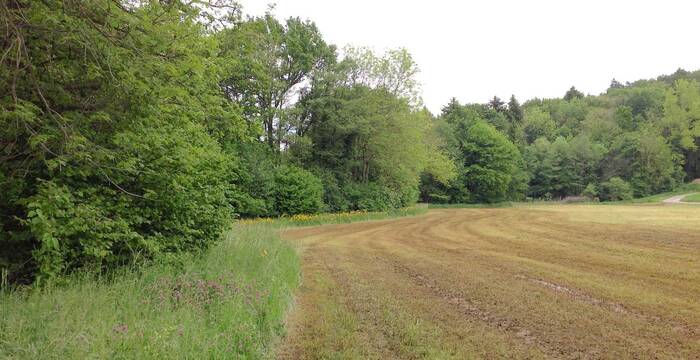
[238,0,700,114]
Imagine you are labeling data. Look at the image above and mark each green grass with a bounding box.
[683,193,700,202]
[0,224,299,359]
[241,205,428,228]
[426,202,514,209]
[613,183,700,204]
[0,206,428,359]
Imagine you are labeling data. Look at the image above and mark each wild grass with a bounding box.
[426,202,514,209]
[683,193,700,202]
[0,205,428,359]
[614,182,700,204]
[239,205,428,227]
[0,225,299,359]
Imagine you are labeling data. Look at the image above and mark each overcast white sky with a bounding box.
[238,0,700,114]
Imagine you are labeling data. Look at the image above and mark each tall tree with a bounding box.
[563,86,584,101]
[488,96,506,112]
[661,79,700,178]
[609,78,624,90]
[0,0,241,282]
[507,95,524,123]
[218,13,335,150]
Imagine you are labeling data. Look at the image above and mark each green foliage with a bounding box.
[510,71,700,202]
[342,182,404,211]
[273,165,324,215]
[600,177,634,201]
[662,79,700,178]
[601,130,682,197]
[3,0,700,285]
[218,12,335,150]
[0,1,241,282]
[582,183,598,198]
[452,118,525,203]
[564,86,585,101]
[0,224,300,358]
[522,107,556,143]
[525,135,604,198]
[293,57,454,212]
[683,193,700,202]
[462,121,524,202]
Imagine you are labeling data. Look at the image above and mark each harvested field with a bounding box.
[277,205,700,359]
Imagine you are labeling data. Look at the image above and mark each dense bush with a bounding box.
[600,177,634,201]
[0,1,240,282]
[273,165,324,215]
[228,143,278,218]
[342,182,403,211]
[582,183,598,198]
[25,123,233,282]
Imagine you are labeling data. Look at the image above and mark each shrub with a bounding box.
[582,183,598,198]
[24,122,233,283]
[343,182,402,212]
[228,143,277,218]
[273,165,324,215]
[0,2,239,283]
[600,177,633,201]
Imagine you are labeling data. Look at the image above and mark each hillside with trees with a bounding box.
[421,71,700,203]
[2,0,700,285]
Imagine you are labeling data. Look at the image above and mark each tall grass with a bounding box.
[0,225,299,359]
[0,205,428,359]
[240,205,428,227]
[682,193,700,202]
[426,202,514,209]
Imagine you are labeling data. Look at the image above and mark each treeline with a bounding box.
[0,1,452,283]
[421,71,700,203]
[2,1,699,283]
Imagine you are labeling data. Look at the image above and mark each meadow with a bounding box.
[683,193,700,202]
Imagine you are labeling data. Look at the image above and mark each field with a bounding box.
[684,193,700,202]
[277,204,700,359]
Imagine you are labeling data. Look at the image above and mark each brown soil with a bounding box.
[276,206,700,359]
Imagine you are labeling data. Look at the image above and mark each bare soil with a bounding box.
[276,205,700,359]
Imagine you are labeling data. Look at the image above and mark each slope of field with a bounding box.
[277,205,700,359]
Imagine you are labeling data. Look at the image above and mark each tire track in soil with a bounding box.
[279,207,700,359]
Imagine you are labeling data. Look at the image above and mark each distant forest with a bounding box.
[2,1,699,282]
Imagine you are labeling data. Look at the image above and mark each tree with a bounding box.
[614,105,635,131]
[218,13,335,150]
[564,86,584,101]
[273,165,323,215]
[662,79,700,178]
[507,95,524,123]
[0,0,242,282]
[601,130,681,196]
[600,177,633,201]
[609,78,624,90]
[504,95,524,142]
[582,183,598,199]
[452,118,525,203]
[296,85,454,210]
[340,47,423,106]
[488,96,506,112]
[581,108,620,143]
[522,107,556,143]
